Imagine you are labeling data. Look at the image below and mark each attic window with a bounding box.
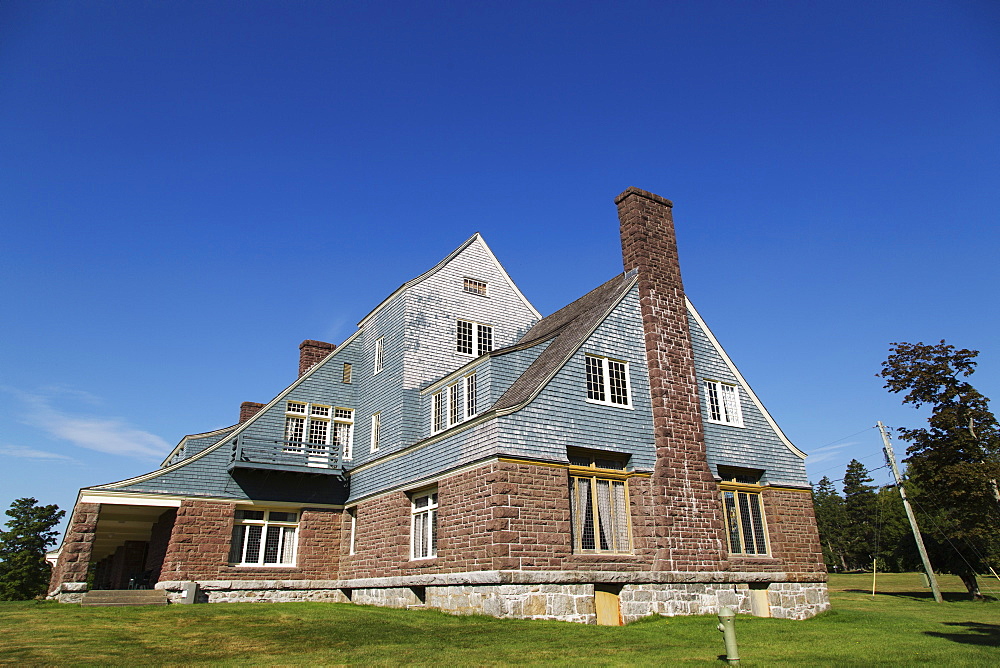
[463,278,488,296]
[717,467,763,485]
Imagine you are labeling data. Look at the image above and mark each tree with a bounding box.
[0,498,65,601]
[812,476,849,571]
[842,459,878,570]
[880,340,1000,599]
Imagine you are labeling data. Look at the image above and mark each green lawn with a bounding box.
[0,573,996,666]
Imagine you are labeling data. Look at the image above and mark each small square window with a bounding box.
[457,320,492,356]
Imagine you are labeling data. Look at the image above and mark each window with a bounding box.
[722,490,769,555]
[463,277,488,296]
[348,509,357,555]
[411,489,438,559]
[719,467,768,555]
[431,373,478,434]
[457,320,492,356]
[343,363,352,384]
[465,372,478,419]
[370,413,381,453]
[334,408,355,459]
[569,453,631,554]
[374,338,384,374]
[284,402,331,456]
[229,509,298,566]
[585,355,631,407]
[704,380,743,426]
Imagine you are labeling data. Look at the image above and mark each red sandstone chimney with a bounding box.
[616,187,727,571]
[239,401,265,424]
[299,339,336,377]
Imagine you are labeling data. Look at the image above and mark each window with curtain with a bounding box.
[568,451,632,554]
[229,509,298,566]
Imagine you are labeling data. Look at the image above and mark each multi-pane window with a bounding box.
[370,413,381,453]
[704,380,743,426]
[343,363,352,384]
[568,453,631,554]
[457,320,492,356]
[285,402,352,460]
[229,509,298,566]
[431,373,478,434]
[411,490,438,559]
[333,408,355,459]
[585,355,631,407]
[463,278,488,296]
[722,490,768,555]
[465,372,478,419]
[374,338,384,374]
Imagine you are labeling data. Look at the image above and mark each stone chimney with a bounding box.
[299,339,336,377]
[239,401,265,424]
[616,187,727,571]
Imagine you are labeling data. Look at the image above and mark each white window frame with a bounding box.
[463,277,489,297]
[374,338,384,375]
[348,509,357,556]
[704,380,744,427]
[410,489,438,560]
[334,408,355,460]
[464,372,478,419]
[284,402,333,457]
[584,354,633,408]
[229,509,299,566]
[431,373,478,434]
[370,412,381,453]
[456,319,493,357]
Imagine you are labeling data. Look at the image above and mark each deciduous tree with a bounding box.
[880,340,1000,599]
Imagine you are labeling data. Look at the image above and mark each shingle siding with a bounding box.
[688,310,808,487]
[498,285,656,469]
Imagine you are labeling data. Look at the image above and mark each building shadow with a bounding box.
[842,589,994,603]
[925,622,1000,647]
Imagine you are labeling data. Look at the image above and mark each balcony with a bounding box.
[227,436,346,476]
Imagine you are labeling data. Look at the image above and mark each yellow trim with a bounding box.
[719,481,812,494]
[497,457,651,478]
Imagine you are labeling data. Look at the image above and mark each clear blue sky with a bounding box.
[2,1,998,536]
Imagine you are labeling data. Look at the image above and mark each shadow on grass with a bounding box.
[925,622,1000,647]
[842,589,996,603]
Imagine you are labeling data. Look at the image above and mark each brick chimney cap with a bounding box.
[299,339,336,350]
[614,187,673,207]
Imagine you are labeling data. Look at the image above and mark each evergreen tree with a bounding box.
[842,459,878,570]
[0,498,65,601]
[812,477,849,571]
[880,340,1000,599]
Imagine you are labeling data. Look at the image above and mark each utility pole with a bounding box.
[877,421,944,604]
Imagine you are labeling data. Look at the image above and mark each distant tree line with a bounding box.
[813,340,1000,600]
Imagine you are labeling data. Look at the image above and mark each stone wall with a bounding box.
[47,502,99,595]
[617,187,728,572]
[154,577,828,623]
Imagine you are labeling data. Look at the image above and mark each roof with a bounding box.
[491,270,638,413]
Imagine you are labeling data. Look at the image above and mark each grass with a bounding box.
[0,573,996,666]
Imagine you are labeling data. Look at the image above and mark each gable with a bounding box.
[686,299,809,487]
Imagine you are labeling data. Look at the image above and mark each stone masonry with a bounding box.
[617,187,728,571]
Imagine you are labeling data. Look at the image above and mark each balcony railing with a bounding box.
[228,436,346,475]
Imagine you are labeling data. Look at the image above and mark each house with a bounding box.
[48,188,828,623]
